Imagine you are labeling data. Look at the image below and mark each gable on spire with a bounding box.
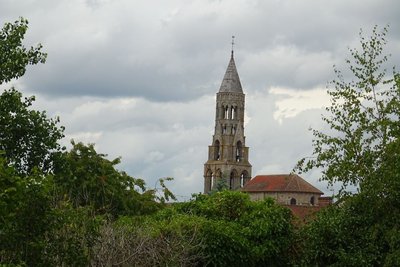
[219,54,243,93]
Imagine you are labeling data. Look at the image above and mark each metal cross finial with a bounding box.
[231,35,235,58]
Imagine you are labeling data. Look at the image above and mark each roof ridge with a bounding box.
[244,174,323,194]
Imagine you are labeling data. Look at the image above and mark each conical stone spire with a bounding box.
[204,50,252,194]
[219,52,243,93]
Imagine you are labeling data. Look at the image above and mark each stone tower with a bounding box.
[203,51,252,194]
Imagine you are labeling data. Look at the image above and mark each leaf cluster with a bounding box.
[53,141,164,217]
[0,88,65,175]
[171,191,295,266]
[0,17,47,84]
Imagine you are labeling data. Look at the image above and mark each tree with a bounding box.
[54,141,164,217]
[0,88,65,175]
[0,17,47,84]
[174,191,295,266]
[0,18,61,175]
[0,155,54,265]
[296,26,400,196]
[295,26,400,266]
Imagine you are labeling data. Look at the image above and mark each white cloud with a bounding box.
[269,87,331,124]
[66,131,103,145]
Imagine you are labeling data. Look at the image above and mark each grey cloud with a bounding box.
[2,0,400,198]
[2,0,399,102]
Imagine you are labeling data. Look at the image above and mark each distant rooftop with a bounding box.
[242,174,323,194]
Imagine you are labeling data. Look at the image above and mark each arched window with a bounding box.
[240,171,249,187]
[220,105,224,119]
[229,170,237,189]
[214,140,220,160]
[290,198,297,205]
[310,196,315,205]
[211,173,215,189]
[224,106,229,119]
[231,106,237,119]
[206,169,213,192]
[231,126,236,135]
[236,141,242,162]
[223,125,227,134]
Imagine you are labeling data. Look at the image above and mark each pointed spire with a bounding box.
[219,43,243,93]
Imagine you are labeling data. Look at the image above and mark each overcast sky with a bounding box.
[1,0,400,200]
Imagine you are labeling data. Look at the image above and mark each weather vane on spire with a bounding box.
[231,35,235,57]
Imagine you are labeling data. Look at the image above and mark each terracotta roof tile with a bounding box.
[242,174,323,194]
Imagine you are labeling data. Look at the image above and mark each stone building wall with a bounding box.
[248,191,321,206]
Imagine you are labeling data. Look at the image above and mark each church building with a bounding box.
[203,45,332,217]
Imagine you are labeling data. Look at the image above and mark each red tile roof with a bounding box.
[242,174,323,194]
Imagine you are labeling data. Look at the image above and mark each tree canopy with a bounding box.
[0,17,47,84]
[296,26,400,196]
[54,141,163,217]
[0,87,65,175]
[295,26,400,266]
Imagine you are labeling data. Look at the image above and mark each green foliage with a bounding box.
[154,176,177,203]
[177,190,251,220]
[0,156,103,266]
[298,187,400,267]
[0,88,65,175]
[174,191,295,266]
[44,203,103,266]
[298,203,379,266]
[209,174,229,194]
[296,25,400,195]
[295,26,400,266]
[0,17,47,84]
[54,141,162,217]
[0,18,183,266]
[0,156,54,266]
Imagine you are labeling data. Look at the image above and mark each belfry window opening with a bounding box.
[240,174,245,188]
[231,106,236,120]
[231,126,236,135]
[240,171,248,187]
[236,141,242,162]
[223,125,227,134]
[230,170,237,190]
[224,106,229,119]
[214,140,220,160]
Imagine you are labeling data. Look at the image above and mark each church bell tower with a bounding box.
[203,47,252,194]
